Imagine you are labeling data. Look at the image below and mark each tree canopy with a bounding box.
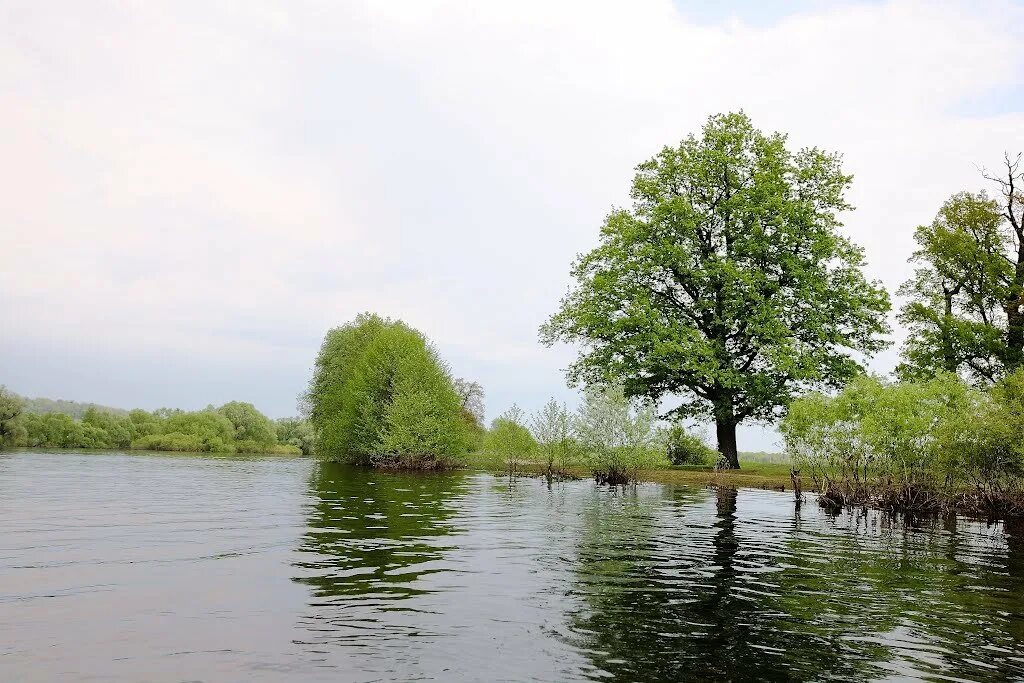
[541,111,890,468]
[898,154,1024,383]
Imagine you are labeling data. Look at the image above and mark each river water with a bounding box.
[2,450,1023,681]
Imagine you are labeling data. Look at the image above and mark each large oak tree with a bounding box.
[541,112,890,469]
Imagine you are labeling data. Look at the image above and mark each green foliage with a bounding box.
[373,344,469,469]
[275,418,314,455]
[572,385,665,485]
[897,192,1013,383]
[82,408,134,448]
[7,393,298,455]
[481,405,538,474]
[307,313,468,468]
[217,401,277,446]
[530,398,575,476]
[132,432,211,453]
[21,413,90,449]
[782,373,1024,510]
[665,424,716,466]
[0,386,25,448]
[160,411,235,445]
[541,111,890,469]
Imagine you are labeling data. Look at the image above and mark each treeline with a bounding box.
[17,395,127,419]
[0,389,312,456]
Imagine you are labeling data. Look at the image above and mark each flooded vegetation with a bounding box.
[4,450,1024,681]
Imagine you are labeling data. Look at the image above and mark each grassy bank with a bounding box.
[462,450,799,491]
[645,462,798,491]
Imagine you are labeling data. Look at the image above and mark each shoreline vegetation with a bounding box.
[2,111,1023,521]
[0,391,312,456]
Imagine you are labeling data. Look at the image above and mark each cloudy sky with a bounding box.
[2,0,1022,450]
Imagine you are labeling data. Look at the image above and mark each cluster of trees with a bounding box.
[779,153,1024,512]
[306,314,469,469]
[0,388,311,456]
[304,313,711,481]
[898,154,1024,381]
[14,396,126,419]
[543,110,1023,493]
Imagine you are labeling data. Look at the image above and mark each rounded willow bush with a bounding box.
[307,313,468,468]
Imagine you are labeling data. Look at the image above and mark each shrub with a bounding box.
[574,385,662,485]
[782,373,1001,510]
[132,432,208,452]
[481,406,537,474]
[307,313,468,468]
[217,401,277,447]
[0,386,24,448]
[530,398,575,476]
[665,424,716,466]
[275,418,314,455]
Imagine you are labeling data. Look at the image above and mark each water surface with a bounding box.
[2,450,1024,681]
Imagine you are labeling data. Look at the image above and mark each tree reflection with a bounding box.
[293,461,466,601]
[567,486,888,681]
[568,484,1024,681]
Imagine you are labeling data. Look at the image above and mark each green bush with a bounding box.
[132,432,208,452]
[274,418,314,455]
[781,373,1021,510]
[218,401,277,447]
[573,385,663,485]
[307,313,468,468]
[0,386,25,448]
[481,406,538,474]
[665,424,716,466]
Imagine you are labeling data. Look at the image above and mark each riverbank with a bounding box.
[462,450,799,491]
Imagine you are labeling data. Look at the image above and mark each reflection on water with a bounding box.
[2,451,1024,681]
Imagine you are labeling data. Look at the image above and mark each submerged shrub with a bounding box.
[307,313,468,468]
[573,385,663,485]
[481,406,537,474]
[782,372,1024,512]
[530,398,576,477]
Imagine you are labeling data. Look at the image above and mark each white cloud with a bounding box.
[1,0,1022,448]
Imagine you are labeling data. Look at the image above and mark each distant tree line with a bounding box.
[15,394,127,419]
[0,388,312,456]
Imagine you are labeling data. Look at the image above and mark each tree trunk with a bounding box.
[715,417,740,470]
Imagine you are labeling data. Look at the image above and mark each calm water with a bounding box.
[3,451,1024,681]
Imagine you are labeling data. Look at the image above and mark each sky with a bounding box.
[1,0,1022,451]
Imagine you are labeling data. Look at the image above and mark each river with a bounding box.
[2,450,1023,681]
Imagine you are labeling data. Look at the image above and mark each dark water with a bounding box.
[3,452,1024,682]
